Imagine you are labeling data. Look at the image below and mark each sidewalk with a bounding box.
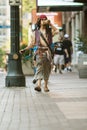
[0,70,87,130]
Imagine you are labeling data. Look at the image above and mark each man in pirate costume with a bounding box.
[20,15,58,92]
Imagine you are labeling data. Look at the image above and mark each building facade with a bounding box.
[62,2,87,64]
[0,0,10,48]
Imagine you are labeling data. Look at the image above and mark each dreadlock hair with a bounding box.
[35,18,52,44]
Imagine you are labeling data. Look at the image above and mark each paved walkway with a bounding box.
[0,69,87,130]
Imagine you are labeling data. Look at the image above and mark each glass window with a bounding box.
[0,29,2,35]
[0,0,6,5]
[0,29,6,36]
[2,9,6,15]
[3,29,6,35]
[0,8,7,16]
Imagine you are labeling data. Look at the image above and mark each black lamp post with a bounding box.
[5,0,25,87]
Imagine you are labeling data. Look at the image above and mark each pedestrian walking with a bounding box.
[63,34,73,72]
[20,15,58,92]
[53,37,64,74]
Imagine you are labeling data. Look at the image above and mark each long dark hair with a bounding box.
[35,18,52,44]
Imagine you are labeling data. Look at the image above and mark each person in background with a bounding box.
[20,15,58,92]
[63,34,73,72]
[53,37,64,74]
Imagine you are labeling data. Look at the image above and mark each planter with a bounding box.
[78,54,87,78]
[22,60,34,76]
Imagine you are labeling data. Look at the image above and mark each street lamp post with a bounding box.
[5,0,25,87]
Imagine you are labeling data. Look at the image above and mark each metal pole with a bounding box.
[5,0,25,87]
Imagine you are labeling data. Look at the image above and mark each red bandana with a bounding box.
[39,15,47,20]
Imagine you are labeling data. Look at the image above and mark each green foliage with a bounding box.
[77,35,87,54]
[22,28,28,43]
[21,0,36,49]
[22,0,36,43]
[22,0,36,13]
[20,44,33,63]
[0,48,6,68]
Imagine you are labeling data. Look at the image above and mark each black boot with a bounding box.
[32,79,38,84]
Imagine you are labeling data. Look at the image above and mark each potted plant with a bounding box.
[20,43,34,76]
[76,35,87,78]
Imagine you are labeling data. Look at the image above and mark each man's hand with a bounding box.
[19,49,25,54]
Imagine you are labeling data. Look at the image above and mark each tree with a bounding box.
[76,35,87,54]
[0,48,6,68]
[21,0,36,43]
[22,0,36,14]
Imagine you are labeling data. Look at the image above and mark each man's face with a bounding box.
[41,18,47,26]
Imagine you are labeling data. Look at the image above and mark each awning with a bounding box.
[74,0,87,3]
[36,0,84,12]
